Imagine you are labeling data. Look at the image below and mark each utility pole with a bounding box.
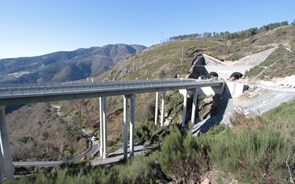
[181,47,184,66]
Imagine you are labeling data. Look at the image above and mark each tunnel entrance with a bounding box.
[208,71,219,80]
[229,72,243,81]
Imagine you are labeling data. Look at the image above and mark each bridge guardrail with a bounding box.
[0,79,223,97]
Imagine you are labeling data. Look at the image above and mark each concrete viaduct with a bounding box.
[0,78,224,182]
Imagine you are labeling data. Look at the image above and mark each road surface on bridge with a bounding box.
[0,79,224,105]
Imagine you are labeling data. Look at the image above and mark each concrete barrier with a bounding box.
[224,82,248,98]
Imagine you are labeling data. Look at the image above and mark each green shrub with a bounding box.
[262,100,295,139]
[135,121,157,143]
[155,126,209,183]
[117,156,160,184]
[199,126,294,183]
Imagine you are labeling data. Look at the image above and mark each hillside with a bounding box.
[6,103,88,161]
[100,24,295,81]
[0,44,146,83]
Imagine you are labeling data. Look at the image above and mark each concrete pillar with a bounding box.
[191,88,199,124]
[0,106,14,180]
[160,91,166,126]
[129,95,136,157]
[99,98,103,157]
[102,97,108,159]
[0,143,4,183]
[154,92,159,125]
[181,90,188,128]
[221,81,226,94]
[123,95,128,159]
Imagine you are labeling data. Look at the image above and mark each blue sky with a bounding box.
[0,0,294,59]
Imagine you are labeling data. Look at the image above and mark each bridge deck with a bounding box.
[0,79,224,105]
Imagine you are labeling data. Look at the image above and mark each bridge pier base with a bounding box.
[0,106,14,181]
[181,90,188,128]
[99,97,108,159]
[160,91,166,126]
[191,88,199,124]
[154,92,159,125]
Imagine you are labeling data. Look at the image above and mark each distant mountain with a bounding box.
[0,44,146,83]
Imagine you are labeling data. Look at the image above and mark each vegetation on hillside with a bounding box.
[169,21,289,41]
[7,103,88,161]
[101,22,295,82]
[245,46,290,79]
[7,99,295,183]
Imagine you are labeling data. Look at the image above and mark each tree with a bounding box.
[159,69,166,79]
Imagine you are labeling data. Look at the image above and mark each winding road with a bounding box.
[13,107,100,168]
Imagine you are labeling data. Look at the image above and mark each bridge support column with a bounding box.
[221,81,226,94]
[0,106,14,181]
[123,95,128,159]
[160,91,166,127]
[154,92,159,125]
[0,145,3,183]
[182,90,188,128]
[99,97,108,159]
[122,94,136,158]
[191,88,199,125]
[129,95,136,157]
[102,97,108,159]
[99,98,103,157]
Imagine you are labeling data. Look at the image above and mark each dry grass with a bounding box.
[6,103,88,161]
[230,111,265,129]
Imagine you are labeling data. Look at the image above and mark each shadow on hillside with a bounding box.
[191,86,231,135]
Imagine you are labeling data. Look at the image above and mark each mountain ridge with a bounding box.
[0,44,146,83]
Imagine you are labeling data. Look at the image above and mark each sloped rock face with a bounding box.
[187,53,208,79]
